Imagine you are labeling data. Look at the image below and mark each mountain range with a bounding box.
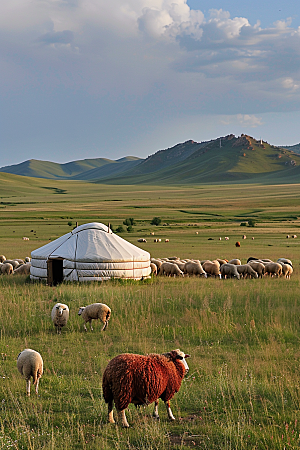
[1,135,300,184]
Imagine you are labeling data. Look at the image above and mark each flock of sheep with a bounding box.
[16,299,188,428]
[150,256,294,279]
[0,255,31,275]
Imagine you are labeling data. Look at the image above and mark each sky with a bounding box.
[1,0,300,166]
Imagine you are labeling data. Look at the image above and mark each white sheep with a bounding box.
[13,263,31,275]
[0,255,6,263]
[220,263,240,279]
[183,261,207,277]
[25,257,31,263]
[78,303,111,331]
[17,349,43,396]
[236,264,258,279]
[279,262,293,279]
[227,259,242,265]
[4,259,19,269]
[159,262,184,277]
[51,303,70,334]
[264,262,282,277]
[0,263,14,275]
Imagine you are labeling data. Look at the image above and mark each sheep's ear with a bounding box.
[184,354,191,358]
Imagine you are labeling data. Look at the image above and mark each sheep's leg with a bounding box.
[165,401,175,421]
[102,321,108,331]
[108,401,115,424]
[83,322,88,332]
[90,320,93,331]
[26,379,31,396]
[152,400,160,419]
[35,378,40,394]
[117,409,129,428]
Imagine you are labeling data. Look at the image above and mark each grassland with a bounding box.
[1,174,300,449]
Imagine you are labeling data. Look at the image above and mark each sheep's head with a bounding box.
[56,304,67,315]
[164,349,190,373]
[78,307,85,316]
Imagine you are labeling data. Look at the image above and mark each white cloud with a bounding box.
[237,114,263,127]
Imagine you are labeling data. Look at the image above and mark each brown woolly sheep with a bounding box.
[235,241,241,247]
[102,349,190,427]
[17,349,43,396]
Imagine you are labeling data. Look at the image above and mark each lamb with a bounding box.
[78,303,111,331]
[227,259,241,265]
[17,349,43,396]
[183,261,207,277]
[159,262,184,277]
[102,349,190,428]
[0,263,14,275]
[202,261,221,278]
[248,261,265,278]
[220,263,240,279]
[51,303,70,334]
[264,262,282,277]
[236,264,258,279]
[13,263,31,275]
[279,262,293,279]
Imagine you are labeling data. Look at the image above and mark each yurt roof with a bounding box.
[31,222,150,262]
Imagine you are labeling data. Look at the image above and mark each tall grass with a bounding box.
[0,274,300,449]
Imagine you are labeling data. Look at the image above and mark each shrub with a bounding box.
[248,219,256,227]
[127,225,134,232]
[116,225,125,233]
[68,221,73,227]
[240,222,247,227]
[123,218,135,226]
[151,217,162,226]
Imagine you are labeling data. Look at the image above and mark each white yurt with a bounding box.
[30,222,151,284]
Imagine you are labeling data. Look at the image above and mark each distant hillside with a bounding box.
[280,143,300,154]
[1,136,300,185]
[0,157,142,180]
[100,135,300,185]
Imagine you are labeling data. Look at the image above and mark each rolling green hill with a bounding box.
[0,157,142,180]
[1,135,300,184]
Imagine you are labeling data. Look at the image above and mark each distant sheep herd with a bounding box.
[150,256,294,280]
[0,255,31,275]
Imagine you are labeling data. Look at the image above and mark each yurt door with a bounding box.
[47,258,64,286]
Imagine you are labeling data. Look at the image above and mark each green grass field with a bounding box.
[1,175,300,448]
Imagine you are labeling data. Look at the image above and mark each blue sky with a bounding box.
[1,0,300,166]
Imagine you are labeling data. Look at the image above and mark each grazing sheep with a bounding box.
[216,258,228,266]
[17,349,43,396]
[248,261,265,278]
[242,235,247,239]
[279,262,293,279]
[0,255,6,263]
[225,237,229,240]
[25,257,31,263]
[228,259,241,265]
[292,235,297,238]
[13,263,31,275]
[78,303,111,331]
[247,256,260,263]
[51,303,70,334]
[183,261,207,277]
[150,258,163,273]
[0,263,14,275]
[172,260,186,272]
[102,349,190,428]
[277,258,293,268]
[137,238,147,243]
[286,235,290,239]
[165,239,169,242]
[220,263,240,279]
[150,262,158,276]
[202,261,220,278]
[159,262,184,277]
[235,241,241,247]
[14,259,25,265]
[4,259,20,269]
[236,264,258,279]
[264,262,282,277]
